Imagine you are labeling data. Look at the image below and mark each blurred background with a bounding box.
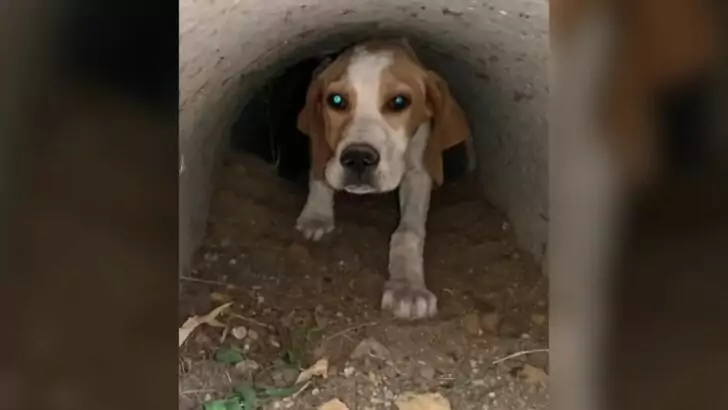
[4,1,177,409]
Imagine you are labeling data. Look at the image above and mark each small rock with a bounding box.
[531,313,547,326]
[231,326,247,340]
[247,329,259,341]
[350,337,390,359]
[419,365,436,380]
[210,292,231,303]
[481,312,501,333]
[343,366,355,377]
[193,332,211,345]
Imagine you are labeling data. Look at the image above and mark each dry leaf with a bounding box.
[178,302,233,347]
[318,398,349,410]
[395,392,451,410]
[295,358,329,384]
[521,364,549,385]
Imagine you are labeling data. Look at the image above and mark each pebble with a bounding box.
[351,337,391,359]
[531,313,546,326]
[231,326,247,340]
[419,365,436,380]
[247,329,259,341]
[343,366,355,377]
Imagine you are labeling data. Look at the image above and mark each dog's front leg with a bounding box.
[296,174,335,241]
[381,168,437,319]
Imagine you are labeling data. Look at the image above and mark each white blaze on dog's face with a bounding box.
[297,40,470,193]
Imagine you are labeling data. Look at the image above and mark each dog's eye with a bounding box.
[388,95,411,112]
[326,93,347,110]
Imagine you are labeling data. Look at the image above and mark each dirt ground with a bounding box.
[179,152,549,410]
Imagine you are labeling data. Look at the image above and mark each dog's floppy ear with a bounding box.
[423,70,470,186]
[297,77,333,181]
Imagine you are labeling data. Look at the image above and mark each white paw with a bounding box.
[381,279,437,320]
[296,212,334,241]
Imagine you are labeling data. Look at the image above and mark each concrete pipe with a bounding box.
[179,0,549,273]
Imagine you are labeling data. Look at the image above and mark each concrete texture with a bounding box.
[179,0,549,273]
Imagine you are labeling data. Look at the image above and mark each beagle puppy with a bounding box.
[295,39,470,320]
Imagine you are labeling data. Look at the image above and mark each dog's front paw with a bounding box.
[381,279,437,320]
[296,212,334,241]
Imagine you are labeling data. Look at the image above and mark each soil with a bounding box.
[179,152,549,410]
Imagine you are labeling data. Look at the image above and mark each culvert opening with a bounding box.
[180,7,549,407]
[230,44,472,187]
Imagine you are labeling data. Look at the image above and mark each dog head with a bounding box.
[297,39,470,193]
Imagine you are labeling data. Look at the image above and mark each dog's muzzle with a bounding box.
[340,143,380,193]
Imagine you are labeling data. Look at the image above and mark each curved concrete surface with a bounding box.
[179,0,549,272]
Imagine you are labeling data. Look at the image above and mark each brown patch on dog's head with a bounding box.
[422,70,470,186]
[297,52,354,180]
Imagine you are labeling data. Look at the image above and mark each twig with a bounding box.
[180,389,217,395]
[491,348,549,365]
[323,321,379,343]
[290,381,312,399]
[180,276,230,287]
[230,313,275,330]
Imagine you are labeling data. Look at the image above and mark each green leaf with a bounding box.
[233,384,258,409]
[214,346,245,364]
[202,397,242,410]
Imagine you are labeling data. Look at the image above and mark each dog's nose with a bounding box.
[340,144,380,174]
